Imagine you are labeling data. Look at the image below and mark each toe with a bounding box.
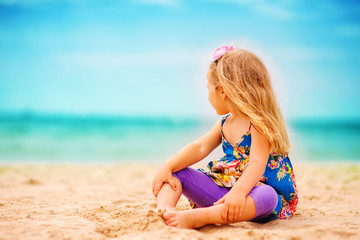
[163,212,169,220]
[163,211,175,220]
[167,219,178,227]
[165,217,176,225]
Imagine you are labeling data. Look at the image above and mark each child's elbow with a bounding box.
[190,141,208,159]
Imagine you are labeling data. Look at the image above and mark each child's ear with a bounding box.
[217,85,228,100]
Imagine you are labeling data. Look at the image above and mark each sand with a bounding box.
[0,162,359,240]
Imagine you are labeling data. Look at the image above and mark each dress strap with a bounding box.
[249,123,252,131]
[221,114,231,126]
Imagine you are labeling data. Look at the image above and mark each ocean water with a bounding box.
[0,113,359,164]
[289,119,360,162]
[0,113,209,163]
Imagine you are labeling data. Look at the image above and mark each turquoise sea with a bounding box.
[0,112,359,164]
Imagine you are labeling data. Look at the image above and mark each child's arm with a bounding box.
[152,119,222,197]
[214,126,271,221]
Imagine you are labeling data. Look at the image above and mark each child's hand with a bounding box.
[213,189,246,222]
[152,166,177,197]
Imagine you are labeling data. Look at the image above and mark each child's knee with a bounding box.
[160,179,182,194]
[249,185,278,220]
[262,185,278,211]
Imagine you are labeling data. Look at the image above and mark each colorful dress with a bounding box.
[199,114,298,221]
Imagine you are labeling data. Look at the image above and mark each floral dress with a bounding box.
[199,115,298,221]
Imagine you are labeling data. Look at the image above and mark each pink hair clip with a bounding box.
[211,45,235,62]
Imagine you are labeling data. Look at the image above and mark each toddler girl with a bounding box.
[152,45,298,229]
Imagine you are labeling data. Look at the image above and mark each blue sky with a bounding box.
[0,0,359,120]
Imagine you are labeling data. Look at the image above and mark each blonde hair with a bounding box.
[209,48,290,154]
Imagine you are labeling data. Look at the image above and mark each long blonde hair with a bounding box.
[209,48,290,154]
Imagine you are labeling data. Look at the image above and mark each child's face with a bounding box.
[207,69,229,115]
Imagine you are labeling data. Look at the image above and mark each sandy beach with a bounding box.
[0,162,359,240]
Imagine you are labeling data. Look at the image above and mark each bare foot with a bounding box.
[156,207,173,217]
[163,210,205,229]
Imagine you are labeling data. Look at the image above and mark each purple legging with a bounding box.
[172,167,278,221]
